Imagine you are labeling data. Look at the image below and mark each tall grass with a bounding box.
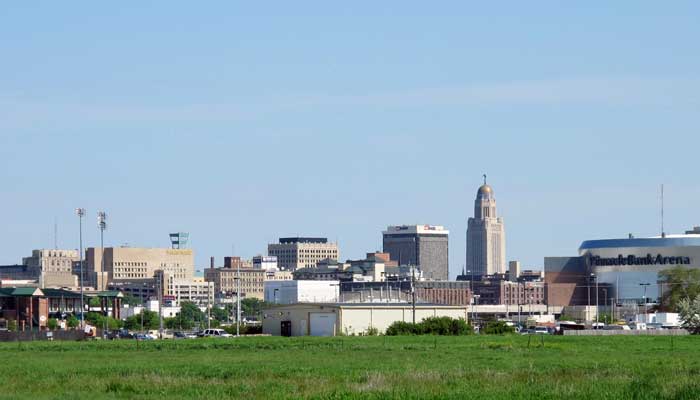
[1,335,698,399]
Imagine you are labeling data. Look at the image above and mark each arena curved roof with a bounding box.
[579,235,700,251]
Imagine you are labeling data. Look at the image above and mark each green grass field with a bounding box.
[1,335,698,399]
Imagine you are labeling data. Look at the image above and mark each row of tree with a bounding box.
[35,298,270,332]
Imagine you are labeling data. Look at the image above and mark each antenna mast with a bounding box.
[54,217,58,249]
[661,184,665,238]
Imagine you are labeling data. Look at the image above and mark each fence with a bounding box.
[0,330,86,342]
[563,329,689,336]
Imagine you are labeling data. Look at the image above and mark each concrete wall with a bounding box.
[340,306,468,335]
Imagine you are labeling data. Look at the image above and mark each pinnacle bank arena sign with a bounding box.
[588,254,691,267]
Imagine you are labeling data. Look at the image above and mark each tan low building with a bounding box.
[263,303,469,336]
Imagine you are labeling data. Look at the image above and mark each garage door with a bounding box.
[309,313,336,337]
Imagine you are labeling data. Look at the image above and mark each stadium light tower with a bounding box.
[97,211,107,324]
[97,211,107,263]
[75,208,86,327]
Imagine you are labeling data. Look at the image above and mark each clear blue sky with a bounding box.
[2,2,700,278]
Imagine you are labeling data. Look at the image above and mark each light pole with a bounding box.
[472,294,480,329]
[602,288,608,324]
[589,273,596,323]
[640,283,651,320]
[75,208,85,328]
[594,273,599,324]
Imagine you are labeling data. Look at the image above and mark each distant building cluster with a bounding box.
[24,178,700,336]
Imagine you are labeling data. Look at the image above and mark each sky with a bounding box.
[1,2,700,278]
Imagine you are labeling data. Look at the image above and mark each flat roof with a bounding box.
[580,235,700,251]
[265,302,467,309]
[383,225,449,235]
[278,237,329,244]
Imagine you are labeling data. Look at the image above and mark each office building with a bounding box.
[86,246,195,290]
[154,270,214,307]
[414,281,472,306]
[471,279,544,306]
[466,179,506,277]
[0,249,79,289]
[205,258,293,301]
[382,225,449,280]
[253,255,278,270]
[267,237,339,271]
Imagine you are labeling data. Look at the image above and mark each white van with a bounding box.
[202,329,232,337]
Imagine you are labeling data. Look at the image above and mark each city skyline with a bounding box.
[2,3,700,278]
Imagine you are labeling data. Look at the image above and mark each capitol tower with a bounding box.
[466,176,506,277]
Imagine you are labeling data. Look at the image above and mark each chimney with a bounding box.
[210,256,215,269]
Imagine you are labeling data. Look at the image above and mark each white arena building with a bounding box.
[578,227,700,303]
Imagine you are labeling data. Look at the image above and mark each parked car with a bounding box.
[533,326,549,335]
[603,324,631,331]
[117,329,134,339]
[173,331,196,339]
[201,328,232,338]
[134,333,154,340]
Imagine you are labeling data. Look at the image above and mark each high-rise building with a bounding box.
[382,225,449,280]
[466,178,506,277]
[267,237,339,271]
[508,261,521,282]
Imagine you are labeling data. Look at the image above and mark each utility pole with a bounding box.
[75,208,85,328]
[140,285,145,332]
[158,286,163,338]
[411,267,416,325]
[595,273,599,324]
[237,261,241,336]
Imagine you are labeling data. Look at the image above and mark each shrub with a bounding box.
[67,315,79,329]
[365,327,379,336]
[483,321,516,335]
[385,317,473,336]
[7,319,17,332]
[222,324,262,335]
[243,325,262,335]
[47,318,58,331]
[386,321,418,336]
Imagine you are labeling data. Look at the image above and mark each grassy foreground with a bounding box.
[1,335,698,399]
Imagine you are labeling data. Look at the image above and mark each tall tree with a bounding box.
[659,266,700,311]
[179,301,206,328]
[678,295,700,334]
